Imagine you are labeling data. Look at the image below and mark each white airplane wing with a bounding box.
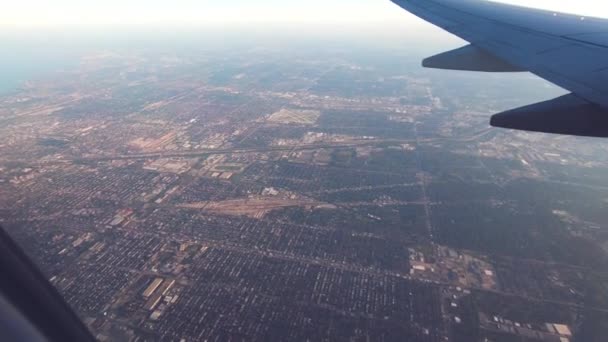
[391,0,608,137]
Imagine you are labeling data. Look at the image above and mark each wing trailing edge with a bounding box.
[490,94,608,137]
[391,0,608,137]
[423,44,526,72]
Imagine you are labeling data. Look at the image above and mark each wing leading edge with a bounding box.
[391,0,608,137]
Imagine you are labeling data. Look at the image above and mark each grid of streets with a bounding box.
[2,44,608,341]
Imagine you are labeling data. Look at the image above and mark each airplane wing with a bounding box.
[391,0,608,137]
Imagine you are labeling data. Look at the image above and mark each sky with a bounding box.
[1,0,608,30]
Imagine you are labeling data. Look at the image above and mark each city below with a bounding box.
[1,41,608,341]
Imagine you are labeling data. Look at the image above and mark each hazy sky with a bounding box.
[1,0,607,29]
